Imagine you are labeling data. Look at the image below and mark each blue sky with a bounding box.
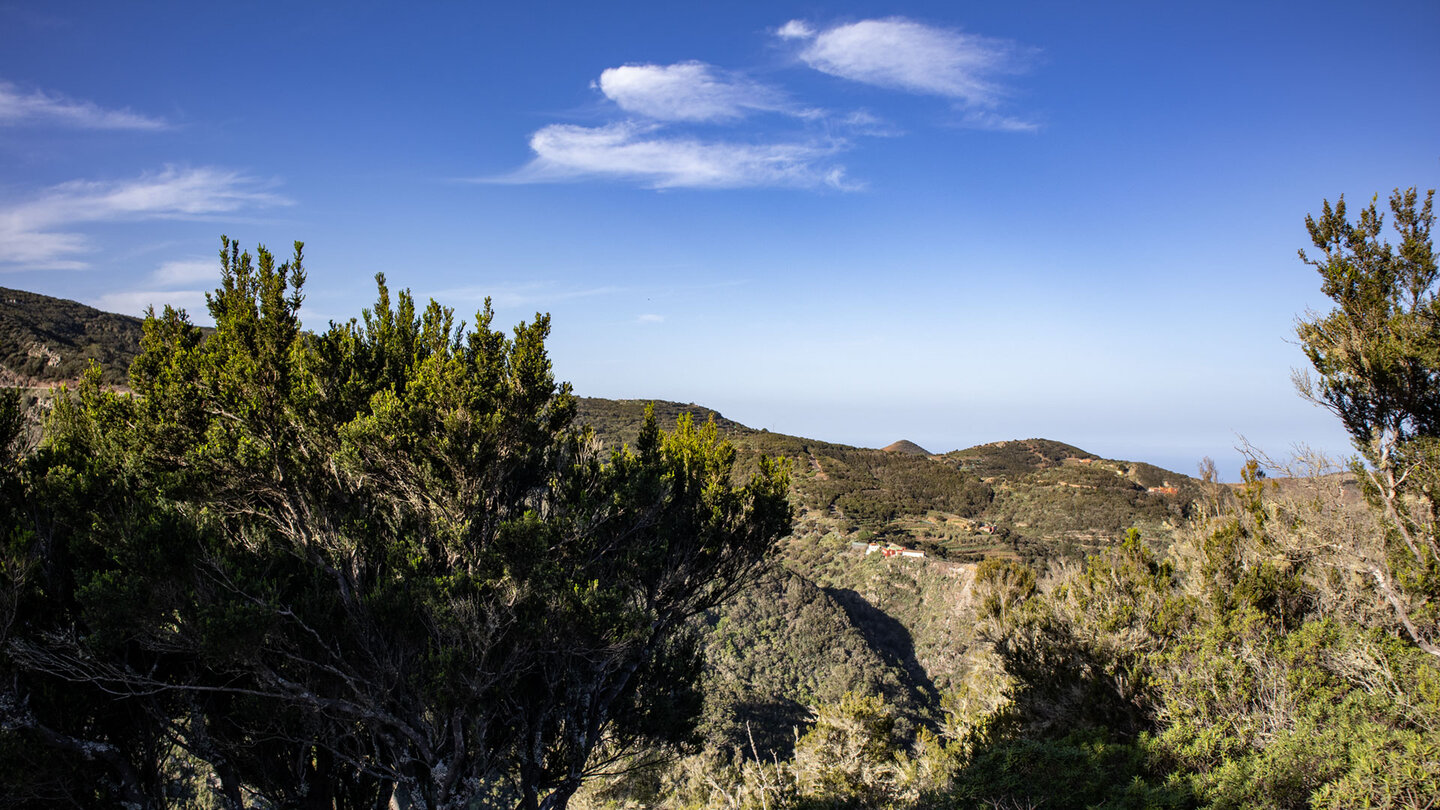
[2,1,1437,479]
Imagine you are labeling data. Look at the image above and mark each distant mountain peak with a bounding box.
[882,439,931,456]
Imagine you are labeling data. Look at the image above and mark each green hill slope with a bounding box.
[0,287,144,387]
[698,568,917,759]
[576,399,1198,563]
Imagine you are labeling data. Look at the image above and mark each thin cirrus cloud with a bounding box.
[0,166,290,270]
[779,17,1036,129]
[0,80,167,130]
[957,109,1038,133]
[597,61,804,123]
[432,280,623,310]
[505,122,854,191]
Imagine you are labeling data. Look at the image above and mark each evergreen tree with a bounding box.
[1295,187,1440,657]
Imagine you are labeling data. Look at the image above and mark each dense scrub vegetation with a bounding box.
[579,401,1198,561]
[697,569,915,760]
[575,449,1440,809]
[943,438,1097,478]
[3,187,1438,808]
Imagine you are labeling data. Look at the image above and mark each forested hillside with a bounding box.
[0,286,144,387]
[579,399,1197,563]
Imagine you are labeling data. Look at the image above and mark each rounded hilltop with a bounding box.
[881,439,931,456]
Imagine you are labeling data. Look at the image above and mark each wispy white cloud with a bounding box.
[432,281,622,309]
[836,109,902,137]
[503,122,856,190]
[958,109,1039,133]
[0,231,90,270]
[150,257,217,285]
[95,286,211,318]
[781,18,1032,109]
[95,289,209,318]
[0,80,167,130]
[0,166,290,269]
[598,61,804,123]
[90,257,222,321]
[636,313,664,324]
[493,17,1033,191]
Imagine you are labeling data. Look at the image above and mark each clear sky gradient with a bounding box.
[2,1,1437,479]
